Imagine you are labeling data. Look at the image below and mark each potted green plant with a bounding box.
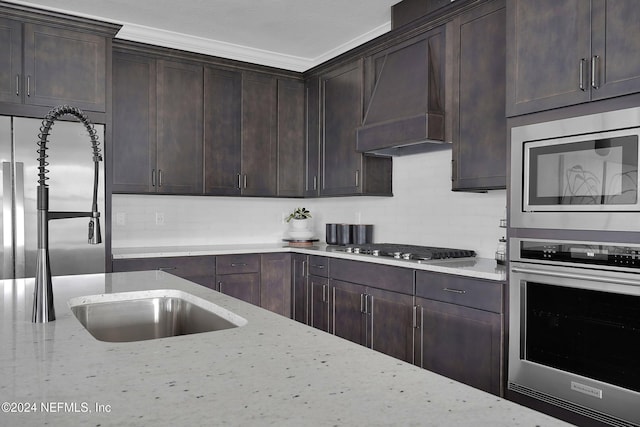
[286,207,313,237]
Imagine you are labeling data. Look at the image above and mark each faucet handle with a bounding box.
[88,216,102,245]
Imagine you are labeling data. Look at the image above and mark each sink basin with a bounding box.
[68,289,247,343]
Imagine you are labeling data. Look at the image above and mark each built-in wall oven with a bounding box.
[509,238,640,427]
[510,107,640,232]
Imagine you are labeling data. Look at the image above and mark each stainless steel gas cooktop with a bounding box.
[329,243,476,261]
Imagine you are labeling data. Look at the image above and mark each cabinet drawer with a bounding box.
[415,271,503,313]
[216,254,260,275]
[308,255,329,277]
[330,258,413,295]
[113,256,215,276]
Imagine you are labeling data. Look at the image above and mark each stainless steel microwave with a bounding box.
[510,107,640,232]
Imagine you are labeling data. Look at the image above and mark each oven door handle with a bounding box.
[511,266,640,287]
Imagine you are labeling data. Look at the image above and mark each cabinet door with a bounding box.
[451,0,507,191]
[506,0,591,116]
[217,272,260,306]
[309,275,330,332]
[368,287,415,363]
[292,254,308,324]
[156,59,203,194]
[0,17,22,104]
[204,67,242,195]
[321,60,363,196]
[331,279,367,346]
[242,72,277,196]
[591,0,640,101]
[305,77,321,196]
[277,78,305,197]
[260,253,292,317]
[417,297,502,395]
[112,52,156,193]
[23,23,106,112]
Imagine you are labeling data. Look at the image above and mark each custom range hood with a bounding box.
[356,27,447,156]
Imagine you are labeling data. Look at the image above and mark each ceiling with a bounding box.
[6,0,400,72]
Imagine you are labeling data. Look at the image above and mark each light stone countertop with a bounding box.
[112,243,506,281]
[0,271,569,427]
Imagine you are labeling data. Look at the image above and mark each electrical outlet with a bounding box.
[116,212,126,226]
[155,212,165,226]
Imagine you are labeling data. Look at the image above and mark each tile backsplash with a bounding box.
[112,149,506,258]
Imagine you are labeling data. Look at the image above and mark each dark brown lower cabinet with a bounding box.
[309,275,330,332]
[260,253,292,317]
[291,254,309,324]
[415,270,504,395]
[331,279,414,363]
[217,272,260,306]
[112,256,216,289]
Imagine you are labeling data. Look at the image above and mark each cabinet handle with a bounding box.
[158,267,176,272]
[579,58,587,91]
[230,262,247,267]
[443,287,466,294]
[218,281,223,292]
[151,169,156,187]
[355,170,360,187]
[158,169,163,187]
[412,306,420,329]
[243,174,247,189]
[322,284,328,303]
[27,75,31,97]
[301,260,308,275]
[313,176,317,191]
[16,75,20,96]
[360,294,366,313]
[311,264,325,269]
[591,55,600,89]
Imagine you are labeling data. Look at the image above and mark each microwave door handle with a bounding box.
[511,266,640,287]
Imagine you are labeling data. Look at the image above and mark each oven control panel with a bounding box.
[520,240,640,269]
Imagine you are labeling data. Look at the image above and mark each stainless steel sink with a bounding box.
[68,289,247,343]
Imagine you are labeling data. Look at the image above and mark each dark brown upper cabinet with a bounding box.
[276,79,305,197]
[320,59,392,197]
[304,77,321,197]
[506,0,640,116]
[112,52,203,194]
[204,67,242,196]
[0,8,117,114]
[112,51,157,193]
[450,0,506,191]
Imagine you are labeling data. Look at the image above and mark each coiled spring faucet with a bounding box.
[33,105,103,323]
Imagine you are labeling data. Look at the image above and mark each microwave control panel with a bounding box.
[519,241,640,269]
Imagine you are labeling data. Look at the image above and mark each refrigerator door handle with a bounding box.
[2,162,13,279]
[13,162,25,278]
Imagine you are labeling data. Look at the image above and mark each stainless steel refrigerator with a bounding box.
[1,115,105,279]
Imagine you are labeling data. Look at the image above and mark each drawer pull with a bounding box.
[158,267,176,271]
[312,264,325,269]
[231,262,247,267]
[443,287,466,294]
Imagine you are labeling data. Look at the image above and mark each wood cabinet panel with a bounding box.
[321,60,363,196]
[331,279,368,346]
[216,254,260,275]
[308,255,329,277]
[304,77,321,196]
[277,79,305,197]
[330,258,413,295]
[112,256,216,289]
[242,72,277,196]
[204,67,242,195]
[23,24,106,112]
[368,287,414,363]
[156,59,203,194]
[417,297,502,395]
[310,275,330,332]
[0,17,22,104]
[416,270,503,313]
[260,253,292,317]
[112,52,156,193]
[217,272,260,306]
[451,0,507,191]
[292,254,308,324]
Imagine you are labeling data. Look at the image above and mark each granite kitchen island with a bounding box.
[1,271,569,426]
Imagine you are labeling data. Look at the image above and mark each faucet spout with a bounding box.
[32,105,103,323]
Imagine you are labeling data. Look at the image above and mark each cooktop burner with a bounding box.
[333,243,476,261]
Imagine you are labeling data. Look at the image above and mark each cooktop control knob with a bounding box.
[393,251,402,259]
[402,253,412,260]
[372,249,380,256]
[353,247,361,254]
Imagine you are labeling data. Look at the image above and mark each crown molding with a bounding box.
[116,22,391,72]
